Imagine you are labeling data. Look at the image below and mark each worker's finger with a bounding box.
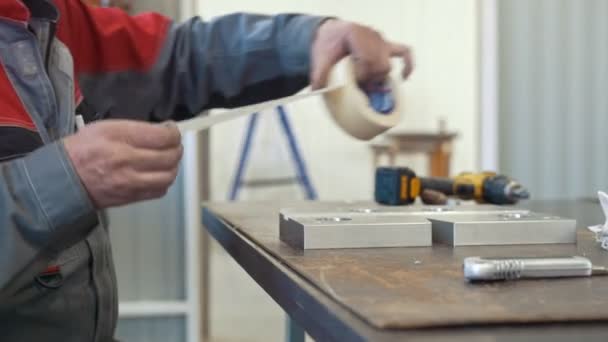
[348,28,391,85]
[120,120,182,150]
[389,43,414,79]
[129,144,184,172]
[353,52,392,86]
[130,167,180,193]
[134,188,172,202]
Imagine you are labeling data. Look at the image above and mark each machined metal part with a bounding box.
[430,212,576,246]
[279,213,431,250]
[280,203,528,218]
[279,203,577,250]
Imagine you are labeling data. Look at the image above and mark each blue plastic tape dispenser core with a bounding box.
[365,82,395,114]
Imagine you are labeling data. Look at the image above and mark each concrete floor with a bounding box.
[209,238,313,342]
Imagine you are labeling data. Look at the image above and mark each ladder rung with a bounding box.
[240,177,299,188]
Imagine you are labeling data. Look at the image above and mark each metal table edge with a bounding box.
[202,206,375,342]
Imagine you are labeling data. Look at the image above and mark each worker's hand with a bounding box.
[310,19,414,90]
[64,120,183,209]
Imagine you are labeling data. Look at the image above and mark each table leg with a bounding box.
[286,316,305,342]
[429,143,452,177]
[388,150,396,166]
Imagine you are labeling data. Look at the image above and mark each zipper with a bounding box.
[24,19,64,140]
[85,234,102,342]
[44,20,56,69]
[37,18,78,135]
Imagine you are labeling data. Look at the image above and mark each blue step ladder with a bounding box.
[228,105,314,342]
[228,105,317,202]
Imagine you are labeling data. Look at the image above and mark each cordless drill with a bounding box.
[375,167,530,205]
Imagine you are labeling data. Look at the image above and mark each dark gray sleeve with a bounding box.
[0,142,98,307]
[80,13,327,122]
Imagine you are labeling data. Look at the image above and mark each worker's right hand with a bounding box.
[63,120,183,209]
[310,19,414,90]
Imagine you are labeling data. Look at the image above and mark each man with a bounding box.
[0,0,413,340]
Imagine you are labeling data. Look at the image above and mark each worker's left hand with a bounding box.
[310,19,414,90]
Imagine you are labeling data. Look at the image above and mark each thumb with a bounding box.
[310,54,336,90]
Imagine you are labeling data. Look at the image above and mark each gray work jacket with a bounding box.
[0,1,324,341]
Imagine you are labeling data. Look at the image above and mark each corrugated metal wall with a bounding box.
[109,168,186,301]
[110,168,186,342]
[109,2,187,341]
[498,0,608,199]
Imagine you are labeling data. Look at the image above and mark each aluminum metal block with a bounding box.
[280,203,528,218]
[279,204,577,249]
[429,212,577,246]
[279,213,432,250]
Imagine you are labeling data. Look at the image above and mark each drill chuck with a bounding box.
[483,175,530,204]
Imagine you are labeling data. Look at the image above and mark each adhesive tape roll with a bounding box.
[177,57,402,139]
[323,57,402,140]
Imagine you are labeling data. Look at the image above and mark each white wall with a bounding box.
[198,0,480,201]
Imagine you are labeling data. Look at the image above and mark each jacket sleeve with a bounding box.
[0,142,98,307]
[54,0,327,122]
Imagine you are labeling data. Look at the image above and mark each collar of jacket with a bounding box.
[0,0,58,24]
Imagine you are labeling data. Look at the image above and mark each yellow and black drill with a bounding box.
[375,167,530,205]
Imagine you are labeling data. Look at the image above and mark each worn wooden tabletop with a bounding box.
[203,200,608,341]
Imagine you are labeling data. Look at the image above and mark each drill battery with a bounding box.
[374,167,421,205]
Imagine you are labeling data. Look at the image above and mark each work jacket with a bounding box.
[0,1,323,341]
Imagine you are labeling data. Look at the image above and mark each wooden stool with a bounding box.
[370,129,458,177]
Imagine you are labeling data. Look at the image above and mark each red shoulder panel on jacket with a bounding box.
[0,1,30,23]
[53,0,171,74]
[0,61,36,131]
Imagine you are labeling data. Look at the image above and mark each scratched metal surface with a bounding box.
[206,200,608,329]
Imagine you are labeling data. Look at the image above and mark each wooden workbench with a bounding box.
[202,200,608,341]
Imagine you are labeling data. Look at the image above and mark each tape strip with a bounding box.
[177,57,403,140]
[177,85,341,132]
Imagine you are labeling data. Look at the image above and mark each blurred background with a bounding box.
[86,0,608,341]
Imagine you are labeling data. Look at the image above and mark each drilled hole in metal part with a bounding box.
[315,217,352,223]
[349,208,378,213]
[423,207,451,212]
[498,212,529,220]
